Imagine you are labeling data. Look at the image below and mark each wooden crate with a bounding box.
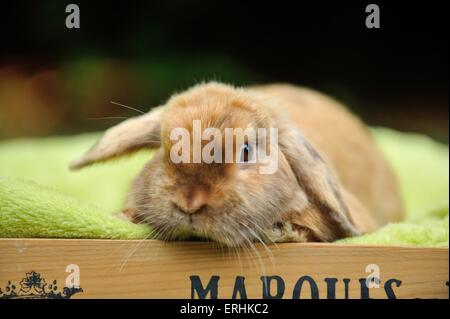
[0,239,448,299]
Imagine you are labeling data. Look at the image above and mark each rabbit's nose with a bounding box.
[173,187,209,215]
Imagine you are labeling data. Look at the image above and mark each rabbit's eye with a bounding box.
[239,143,255,163]
[242,143,250,162]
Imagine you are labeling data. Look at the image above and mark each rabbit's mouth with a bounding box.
[148,203,279,247]
[171,216,273,248]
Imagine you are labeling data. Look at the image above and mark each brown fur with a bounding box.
[70,82,404,246]
[251,84,404,227]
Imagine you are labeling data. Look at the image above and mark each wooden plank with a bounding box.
[0,239,448,299]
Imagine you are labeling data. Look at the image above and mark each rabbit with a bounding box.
[70,82,404,246]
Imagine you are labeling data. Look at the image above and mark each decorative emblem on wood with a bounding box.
[0,271,83,299]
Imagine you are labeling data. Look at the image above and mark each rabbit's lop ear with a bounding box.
[279,125,360,241]
[69,107,163,170]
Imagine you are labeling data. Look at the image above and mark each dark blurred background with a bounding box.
[0,0,448,142]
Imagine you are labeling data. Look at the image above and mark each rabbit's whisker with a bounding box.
[110,101,145,114]
[87,116,131,121]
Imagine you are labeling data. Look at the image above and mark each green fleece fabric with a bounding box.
[0,128,448,246]
[340,128,448,247]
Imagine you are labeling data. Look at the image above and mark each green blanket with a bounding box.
[0,128,448,246]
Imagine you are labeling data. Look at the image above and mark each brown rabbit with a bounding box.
[70,82,403,246]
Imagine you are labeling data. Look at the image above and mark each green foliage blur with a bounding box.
[0,1,448,142]
[0,55,260,139]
